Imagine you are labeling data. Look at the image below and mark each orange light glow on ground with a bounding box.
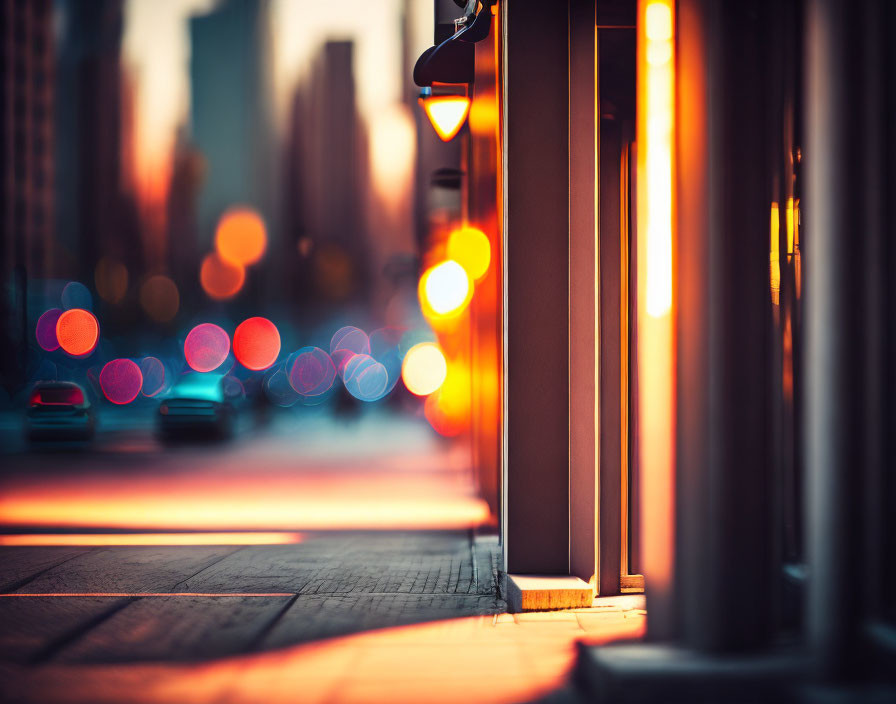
[1,606,644,704]
[55,308,99,357]
[0,532,304,547]
[446,226,491,281]
[421,95,471,141]
[233,317,281,371]
[215,207,267,266]
[637,0,676,637]
[419,260,472,319]
[401,343,447,396]
[0,476,489,532]
[200,252,246,300]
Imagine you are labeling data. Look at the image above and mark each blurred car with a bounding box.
[157,373,236,440]
[26,381,95,443]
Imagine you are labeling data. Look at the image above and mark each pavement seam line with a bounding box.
[29,595,139,665]
[244,592,300,653]
[3,548,100,594]
[168,546,247,591]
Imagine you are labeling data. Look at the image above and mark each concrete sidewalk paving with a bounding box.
[0,533,645,703]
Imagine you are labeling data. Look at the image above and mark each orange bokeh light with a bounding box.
[140,274,180,322]
[200,252,245,300]
[421,95,471,142]
[215,207,267,266]
[55,308,99,356]
[233,317,281,371]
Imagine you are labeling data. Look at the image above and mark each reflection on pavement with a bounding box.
[1,608,646,704]
[0,412,490,533]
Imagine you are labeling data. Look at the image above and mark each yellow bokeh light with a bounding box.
[419,260,472,318]
[421,96,471,142]
[646,3,672,40]
[447,227,491,281]
[402,342,448,396]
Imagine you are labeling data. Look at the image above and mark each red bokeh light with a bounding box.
[99,359,143,405]
[184,323,231,373]
[55,308,99,357]
[233,317,281,371]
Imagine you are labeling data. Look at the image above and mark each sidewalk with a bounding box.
[0,532,645,703]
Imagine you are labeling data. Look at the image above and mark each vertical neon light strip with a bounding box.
[637,0,676,632]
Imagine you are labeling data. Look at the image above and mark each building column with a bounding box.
[501,0,570,576]
[804,0,885,679]
[674,0,776,652]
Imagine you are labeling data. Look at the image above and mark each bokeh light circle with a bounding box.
[343,353,390,402]
[35,309,63,351]
[139,356,166,397]
[424,391,466,437]
[95,257,128,304]
[369,327,404,396]
[56,309,99,357]
[287,347,337,397]
[99,359,143,405]
[330,326,370,356]
[233,317,281,371]
[61,281,93,311]
[184,323,231,373]
[447,227,491,281]
[401,342,447,396]
[263,363,300,407]
[215,207,267,266]
[139,275,180,322]
[420,260,472,317]
[200,252,245,300]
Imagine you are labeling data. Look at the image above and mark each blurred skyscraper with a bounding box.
[54,0,142,288]
[283,40,370,304]
[2,0,56,391]
[189,0,278,261]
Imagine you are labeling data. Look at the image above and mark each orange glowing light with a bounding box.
[200,252,245,300]
[139,274,180,322]
[421,95,471,142]
[785,196,794,254]
[637,0,676,635]
[55,308,99,356]
[447,226,491,281]
[233,317,281,371]
[0,610,644,704]
[0,532,303,547]
[401,343,448,396]
[642,0,674,317]
[770,202,781,305]
[214,207,267,265]
[423,362,471,438]
[94,257,128,304]
[419,260,472,319]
